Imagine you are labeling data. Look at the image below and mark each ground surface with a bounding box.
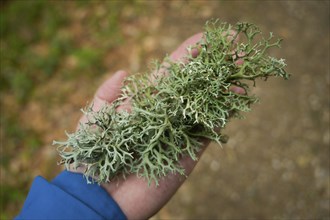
[1,1,329,219]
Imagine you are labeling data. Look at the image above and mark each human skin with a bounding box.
[70,33,245,219]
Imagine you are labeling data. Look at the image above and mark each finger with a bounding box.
[77,70,128,128]
[169,29,240,63]
[151,33,203,79]
[229,85,246,95]
[169,32,204,62]
[93,70,129,112]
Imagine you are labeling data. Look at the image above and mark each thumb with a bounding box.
[78,70,128,128]
[92,70,129,112]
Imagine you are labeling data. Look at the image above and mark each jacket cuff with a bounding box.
[16,170,126,220]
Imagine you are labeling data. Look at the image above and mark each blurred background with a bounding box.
[0,0,329,219]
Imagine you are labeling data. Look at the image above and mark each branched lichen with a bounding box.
[54,21,290,185]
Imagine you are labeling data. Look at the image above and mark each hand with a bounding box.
[71,33,245,220]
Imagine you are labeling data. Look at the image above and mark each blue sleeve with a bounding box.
[15,170,127,220]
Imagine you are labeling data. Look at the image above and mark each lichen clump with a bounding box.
[54,21,290,185]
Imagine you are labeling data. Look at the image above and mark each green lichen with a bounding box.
[54,21,290,185]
